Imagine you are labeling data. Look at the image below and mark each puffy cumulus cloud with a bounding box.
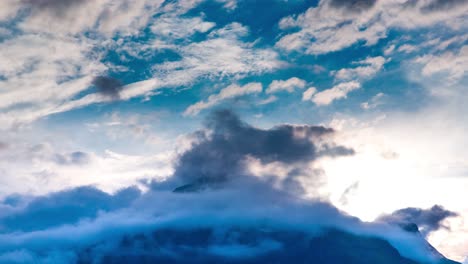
[266,77,306,94]
[0,110,450,264]
[184,82,263,116]
[277,0,468,54]
[304,81,361,106]
[378,205,459,237]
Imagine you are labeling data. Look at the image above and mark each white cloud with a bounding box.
[277,0,468,54]
[384,44,396,55]
[16,0,167,36]
[397,44,418,54]
[150,16,215,39]
[308,81,361,106]
[0,139,173,197]
[361,93,385,110]
[155,23,281,83]
[266,77,306,94]
[257,95,278,105]
[184,82,263,116]
[334,56,387,81]
[302,87,317,101]
[415,45,468,82]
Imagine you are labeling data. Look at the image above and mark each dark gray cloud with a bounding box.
[92,76,123,100]
[171,109,354,190]
[328,0,377,12]
[378,205,459,237]
[421,0,468,13]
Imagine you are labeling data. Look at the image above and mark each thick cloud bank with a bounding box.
[0,110,459,263]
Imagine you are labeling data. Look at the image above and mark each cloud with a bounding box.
[328,0,377,13]
[184,83,263,116]
[334,56,387,81]
[339,181,359,206]
[150,16,215,39]
[302,87,317,101]
[420,0,468,13]
[1,186,140,232]
[53,151,91,166]
[152,23,282,88]
[414,45,468,83]
[21,0,88,14]
[92,76,123,100]
[306,81,361,106]
[361,92,385,110]
[16,0,166,35]
[378,205,459,237]
[0,137,173,197]
[0,11,281,128]
[266,77,306,94]
[172,109,354,189]
[277,0,468,54]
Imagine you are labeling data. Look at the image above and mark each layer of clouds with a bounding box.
[0,138,173,197]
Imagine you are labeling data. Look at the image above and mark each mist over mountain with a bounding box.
[0,110,459,264]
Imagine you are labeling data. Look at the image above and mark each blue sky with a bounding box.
[0,0,467,262]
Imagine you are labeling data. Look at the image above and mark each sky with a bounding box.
[0,0,467,262]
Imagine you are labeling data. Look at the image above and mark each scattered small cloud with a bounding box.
[184,83,263,116]
[306,81,361,106]
[266,77,306,94]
